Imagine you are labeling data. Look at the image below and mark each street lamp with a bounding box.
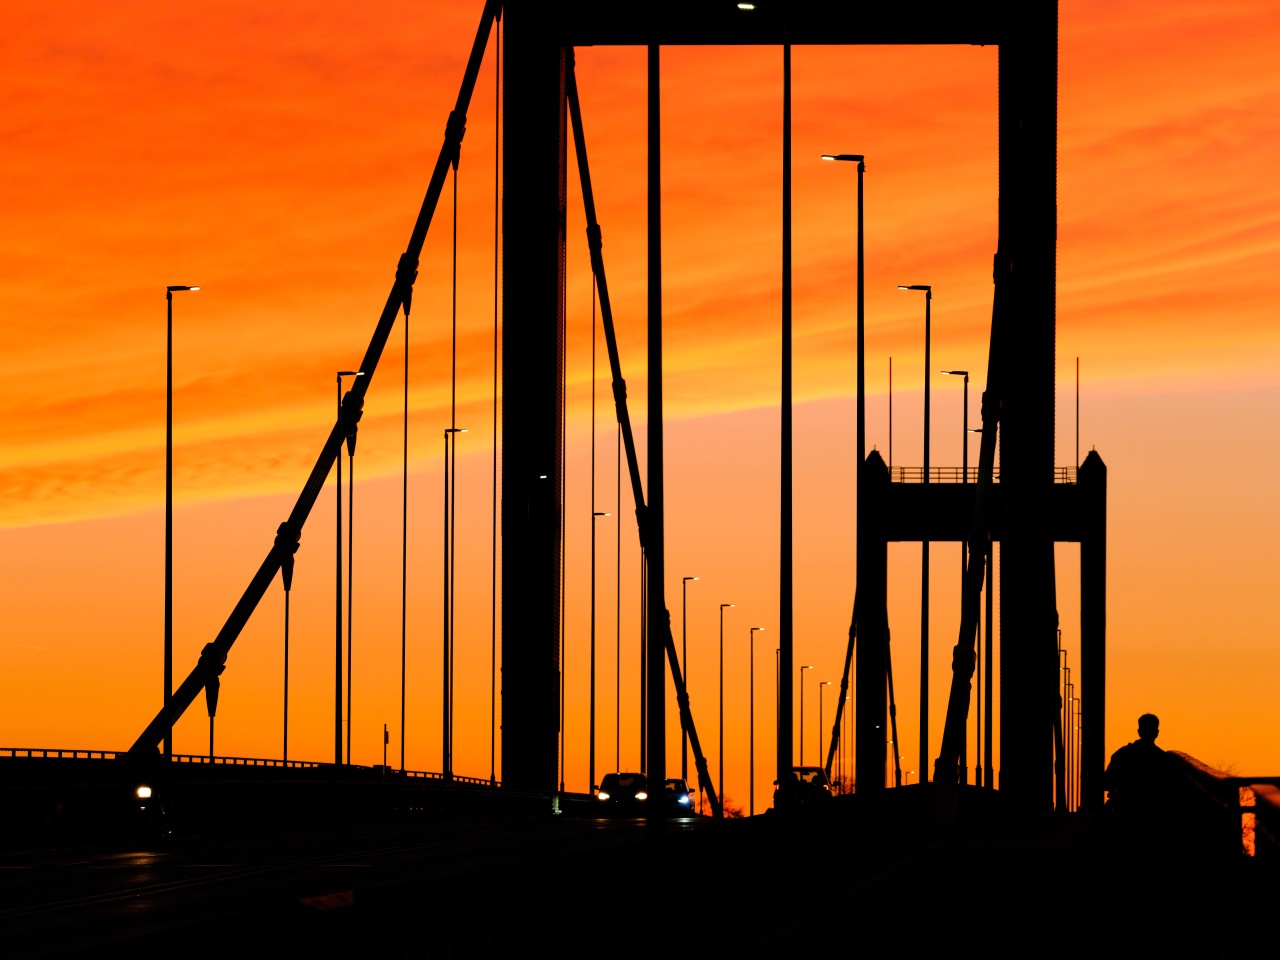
[749,627,764,816]
[719,603,734,814]
[821,154,866,469]
[819,681,832,767]
[681,576,699,780]
[164,284,198,760]
[943,368,970,779]
[941,370,970,483]
[799,665,813,765]
[899,283,932,782]
[443,426,467,780]
[335,370,363,765]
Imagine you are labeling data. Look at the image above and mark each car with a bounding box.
[664,777,695,813]
[595,772,649,813]
[773,765,832,811]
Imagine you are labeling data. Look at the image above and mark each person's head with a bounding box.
[1137,713,1159,741]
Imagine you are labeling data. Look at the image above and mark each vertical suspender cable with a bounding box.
[450,157,459,775]
[559,265,568,795]
[401,274,408,772]
[442,428,450,776]
[558,158,568,795]
[590,275,597,794]
[347,434,355,763]
[616,424,621,773]
[336,380,343,766]
[778,42,794,788]
[490,7,501,786]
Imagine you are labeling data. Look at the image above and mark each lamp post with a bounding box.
[899,283,932,782]
[941,370,970,483]
[819,681,832,767]
[335,369,362,765]
[799,665,813,765]
[590,510,611,793]
[821,154,866,467]
[681,576,699,780]
[943,368,969,779]
[164,284,198,760]
[719,603,734,812]
[750,627,764,816]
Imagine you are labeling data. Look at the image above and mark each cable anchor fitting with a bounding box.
[444,109,466,171]
[396,252,420,318]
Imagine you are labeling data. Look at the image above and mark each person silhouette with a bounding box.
[1104,712,1180,873]
[1104,713,1165,814]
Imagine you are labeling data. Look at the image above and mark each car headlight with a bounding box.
[135,785,153,800]
[635,791,648,801]
[678,795,691,805]
[598,791,611,801]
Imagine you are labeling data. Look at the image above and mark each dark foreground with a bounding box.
[3,788,1273,958]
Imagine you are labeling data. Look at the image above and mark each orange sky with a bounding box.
[4,2,1280,805]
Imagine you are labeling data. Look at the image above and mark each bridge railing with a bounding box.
[1169,751,1280,861]
[1,747,500,787]
[172,753,325,770]
[0,747,123,761]
[889,465,1079,484]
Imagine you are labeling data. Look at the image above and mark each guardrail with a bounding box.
[0,748,123,761]
[0,747,499,787]
[1169,752,1280,861]
[888,465,1079,484]
[405,769,498,787]
[172,753,325,770]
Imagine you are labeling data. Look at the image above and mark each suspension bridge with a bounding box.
[4,1,1277,951]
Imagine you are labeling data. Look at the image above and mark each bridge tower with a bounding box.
[498,1,1096,810]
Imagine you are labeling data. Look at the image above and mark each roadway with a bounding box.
[2,795,1272,958]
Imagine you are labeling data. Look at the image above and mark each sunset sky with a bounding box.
[4,1,1279,807]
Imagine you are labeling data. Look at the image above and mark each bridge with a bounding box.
[4,1,1277,950]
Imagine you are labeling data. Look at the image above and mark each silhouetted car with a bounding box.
[596,772,649,813]
[773,765,832,810]
[664,777,695,813]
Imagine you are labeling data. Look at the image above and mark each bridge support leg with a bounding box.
[1079,451,1107,812]
[501,5,567,792]
[855,452,890,798]
[996,2,1060,813]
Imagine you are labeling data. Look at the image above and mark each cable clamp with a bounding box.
[396,252,420,317]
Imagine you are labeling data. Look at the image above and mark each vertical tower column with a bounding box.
[644,41,668,810]
[1079,450,1107,811]
[996,2,1060,811]
[855,452,890,797]
[501,3,567,791]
